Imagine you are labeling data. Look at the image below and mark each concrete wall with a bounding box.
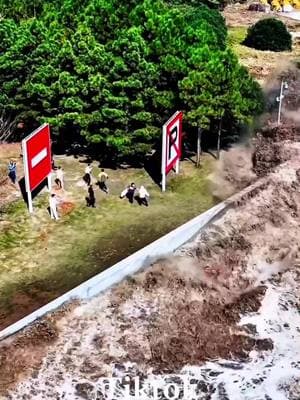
[0,201,228,341]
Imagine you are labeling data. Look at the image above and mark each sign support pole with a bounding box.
[47,173,52,192]
[27,191,33,213]
[161,123,167,192]
[162,172,166,192]
[175,159,179,174]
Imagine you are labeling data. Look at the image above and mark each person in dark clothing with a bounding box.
[83,164,93,186]
[8,161,17,184]
[126,182,136,204]
[86,184,96,207]
[83,173,91,186]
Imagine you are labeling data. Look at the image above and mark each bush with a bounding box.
[243,18,292,52]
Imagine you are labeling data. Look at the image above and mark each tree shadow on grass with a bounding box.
[144,151,162,188]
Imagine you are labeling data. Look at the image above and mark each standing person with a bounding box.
[126,182,136,204]
[49,193,59,220]
[137,185,150,206]
[55,166,64,190]
[98,169,109,194]
[8,160,17,184]
[83,163,93,186]
[86,184,96,207]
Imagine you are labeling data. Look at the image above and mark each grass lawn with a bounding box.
[228,25,300,85]
[0,151,216,329]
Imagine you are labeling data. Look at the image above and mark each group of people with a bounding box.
[83,165,109,208]
[82,164,150,208]
[7,158,150,221]
[120,182,150,206]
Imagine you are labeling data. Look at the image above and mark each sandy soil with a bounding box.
[2,137,300,399]
[224,4,300,29]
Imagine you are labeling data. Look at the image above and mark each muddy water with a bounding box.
[7,265,300,399]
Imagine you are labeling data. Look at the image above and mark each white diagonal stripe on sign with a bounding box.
[31,148,47,168]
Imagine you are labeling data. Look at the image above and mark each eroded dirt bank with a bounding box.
[2,140,300,399]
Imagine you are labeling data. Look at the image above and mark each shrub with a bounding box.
[243,18,292,52]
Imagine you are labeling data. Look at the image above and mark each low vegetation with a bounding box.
[243,18,292,52]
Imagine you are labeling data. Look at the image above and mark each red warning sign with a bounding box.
[22,123,51,192]
[162,111,182,175]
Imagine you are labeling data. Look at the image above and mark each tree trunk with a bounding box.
[217,118,222,160]
[196,126,202,168]
[0,110,16,143]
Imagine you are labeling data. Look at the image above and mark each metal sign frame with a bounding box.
[161,111,182,192]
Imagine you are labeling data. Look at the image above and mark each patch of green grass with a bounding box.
[228,26,247,47]
[0,201,29,250]
[2,199,27,216]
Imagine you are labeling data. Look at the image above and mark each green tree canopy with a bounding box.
[0,0,264,161]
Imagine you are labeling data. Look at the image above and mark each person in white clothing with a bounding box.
[85,164,93,175]
[49,193,59,220]
[137,185,149,207]
[98,169,109,194]
[83,164,93,186]
[55,166,64,190]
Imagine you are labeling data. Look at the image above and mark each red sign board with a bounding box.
[162,111,182,175]
[22,124,52,192]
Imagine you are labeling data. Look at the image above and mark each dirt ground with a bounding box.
[224,4,300,29]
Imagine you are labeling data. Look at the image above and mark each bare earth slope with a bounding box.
[2,140,300,399]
